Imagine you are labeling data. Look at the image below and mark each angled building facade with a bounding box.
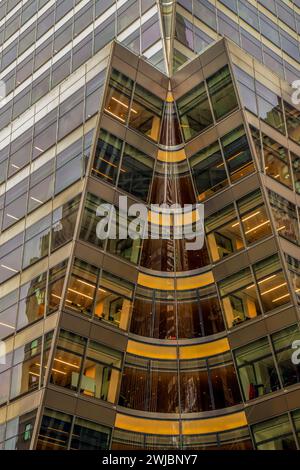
[1,0,300,451]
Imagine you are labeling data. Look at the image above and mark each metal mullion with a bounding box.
[268,331,287,391]
[206,358,215,410]
[75,336,89,397]
[66,414,76,451]
[196,288,205,337]
[249,263,265,319]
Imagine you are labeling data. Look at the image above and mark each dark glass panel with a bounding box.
[177,82,213,141]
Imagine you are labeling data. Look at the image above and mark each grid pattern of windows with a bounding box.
[234,324,300,401]
[190,126,254,201]
[64,258,134,331]
[0,410,36,450]
[49,330,123,404]
[251,408,300,450]
[176,0,300,82]
[219,254,291,328]
[206,189,272,262]
[0,259,67,340]
[0,195,79,283]
[37,408,112,450]
[236,66,300,148]
[0,332,53,407]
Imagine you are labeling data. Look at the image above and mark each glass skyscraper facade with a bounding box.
[0,0,300,451]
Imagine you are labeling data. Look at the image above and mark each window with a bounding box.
[51,196,80,252]
[291,152,300,194]
[252,414,296,450]
[256,83,285,134]
[129,84,163,142]
[206,204,244,261]
[54,139,86,195]
[220,126,254,182]
[208,356,242,409]
[118,143,154,201]
[219,268,261,328]
[70,418,111,450]
[234,65,258,115]
[272,325,300,388]
[180,360,212,412]
[241,29,263,63]
[218,11,240,46]
[253,255,290,311]
[65,259,99,317]
[286,255,300,304]
[17,272,47,330]
[28,160,55,213]
[235,337,280,400]
[239,0,259,30]
[175,13,194,50]
[0,235,23,282]
[190,141,228,201]
[259,13,280,46]
[0,289,18,340]
[92,130,123,184]
[1,411,36,450]
[119,352,241,413]
[292,409,300,446]
[47,261,68,314]
[106,206,141,264]
[37,409,72,450]
[93,271,133,330]
[50,331,86,391]
[80,193,106,249]
[268,190,300,245]
[237,190,272,244]
[262,134,292,188]
[80,342,122,403]
[22,215,51,269]
[177,82,213,141]
[104,69,133,123]
[10,337,43,399]
[207,66,238,120]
